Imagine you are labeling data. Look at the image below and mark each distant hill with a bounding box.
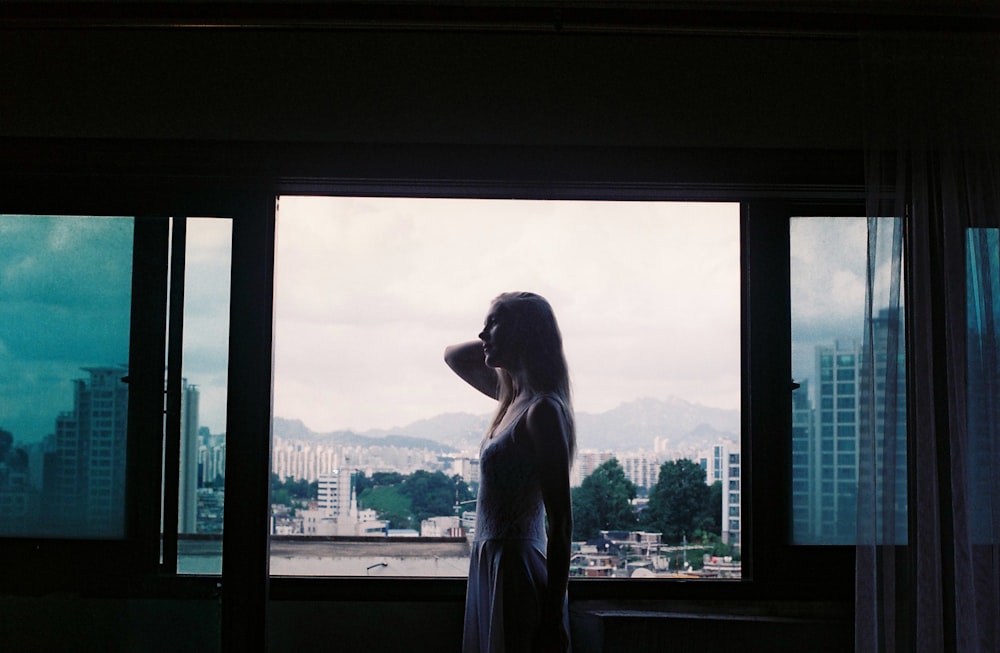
[575,396,739,453]
[273,396,739,456]
[272,417,460,453]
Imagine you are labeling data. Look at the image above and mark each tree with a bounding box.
[401,470,458,523]
[451,474,476,508]
[358,485,413,529]
[371,471,405,487]
[571,458,638,540]
[699,480,723,536]
[269,474,318,508]
[354,471,372,496]
[642,458,710,543]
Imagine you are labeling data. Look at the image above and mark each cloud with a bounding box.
[178,218,233,435]
[789,217,873,387]
[272,197,742,431]
[0,204,751,442]
[0,216,133,443]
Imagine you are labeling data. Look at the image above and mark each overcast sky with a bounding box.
[1,206,877,444]
[271,196,742,433]
[789,217,869,403]
[1,215,133,445]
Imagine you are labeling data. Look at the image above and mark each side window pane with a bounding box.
[176,218,232,574]
[966,228,999,546]
[0,215,133,538]
[271,197,741,578]
[790,217,906,544]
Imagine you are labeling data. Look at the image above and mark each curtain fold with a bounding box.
[859,34,1000,653]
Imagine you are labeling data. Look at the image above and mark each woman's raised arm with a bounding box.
[444,340,500,400]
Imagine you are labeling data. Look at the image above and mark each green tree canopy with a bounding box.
[571,458,638,540]
[642,458,711,543]
[400,470,462,524]
[358,485,413,529]
[274,469,476,530]
[371,471,405,487]
[700,480,723,535]
[270,473,318,507]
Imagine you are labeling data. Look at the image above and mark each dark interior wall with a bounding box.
[269,600,465,652]
[1,28,862,150]
[0,596,221,653]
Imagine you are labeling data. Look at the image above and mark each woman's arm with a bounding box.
[443,341,500,400]
[525,396,573,650]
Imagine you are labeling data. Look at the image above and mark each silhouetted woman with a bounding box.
[445,291,575,653]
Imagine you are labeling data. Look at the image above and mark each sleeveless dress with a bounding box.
[462,394,570,653]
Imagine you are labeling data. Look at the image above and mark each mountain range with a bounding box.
[272,396,740,456]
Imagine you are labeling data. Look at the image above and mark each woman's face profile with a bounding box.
[479,303,516,370]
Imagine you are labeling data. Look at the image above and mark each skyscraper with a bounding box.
[791,379,814,540]
[801,310,906,544]
[810,342,862,543]
[719,447,741,547]
[858,308,907,543]
[318,469,357,522]
[178,380,200,534]
[47,366,129,537]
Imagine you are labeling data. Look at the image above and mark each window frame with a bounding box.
[0,148,866,638]
[761,200,882,583]
[0,184,250,601]
[0,210,168,591]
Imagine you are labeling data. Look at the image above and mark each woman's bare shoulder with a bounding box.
[523,395,570,450]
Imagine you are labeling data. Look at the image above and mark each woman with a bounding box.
[444,292,575,653]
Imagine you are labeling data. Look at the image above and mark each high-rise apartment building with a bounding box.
[619,452,661,491]
[571,450,616,487]
[272,438,341,483]
[800,310,906,544]
[198,434,226,486]
[859,308,907,543]
[0,428,34,534]
[791,379,814,540]
[810,341,862,543]
[47,366,129,536]
[718,446,741,547]
[178,381,200,534]
[318,469,357,521]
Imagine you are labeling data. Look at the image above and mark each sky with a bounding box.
[790,217,874,403]
[271,196,742,433]
[0,215,133,445]
[180,218,233,436]
[1,205,878,444]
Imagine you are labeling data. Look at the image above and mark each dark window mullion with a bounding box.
[126,215,171,576]
[162,216,188,574]
[745,201,793,585]
[222,197,275,653]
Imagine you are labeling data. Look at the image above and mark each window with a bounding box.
[270,197,741,578]
[170,218,233,575]
[790,216,907,545]
[965,228,999,546]
[0,215,133,538]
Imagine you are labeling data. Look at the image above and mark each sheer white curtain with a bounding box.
[859,34,1000,653]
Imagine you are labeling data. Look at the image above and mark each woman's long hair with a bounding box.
[487,292,576,459]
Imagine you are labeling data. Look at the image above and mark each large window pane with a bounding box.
[0,215,133,538]
[271,197,741,578]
